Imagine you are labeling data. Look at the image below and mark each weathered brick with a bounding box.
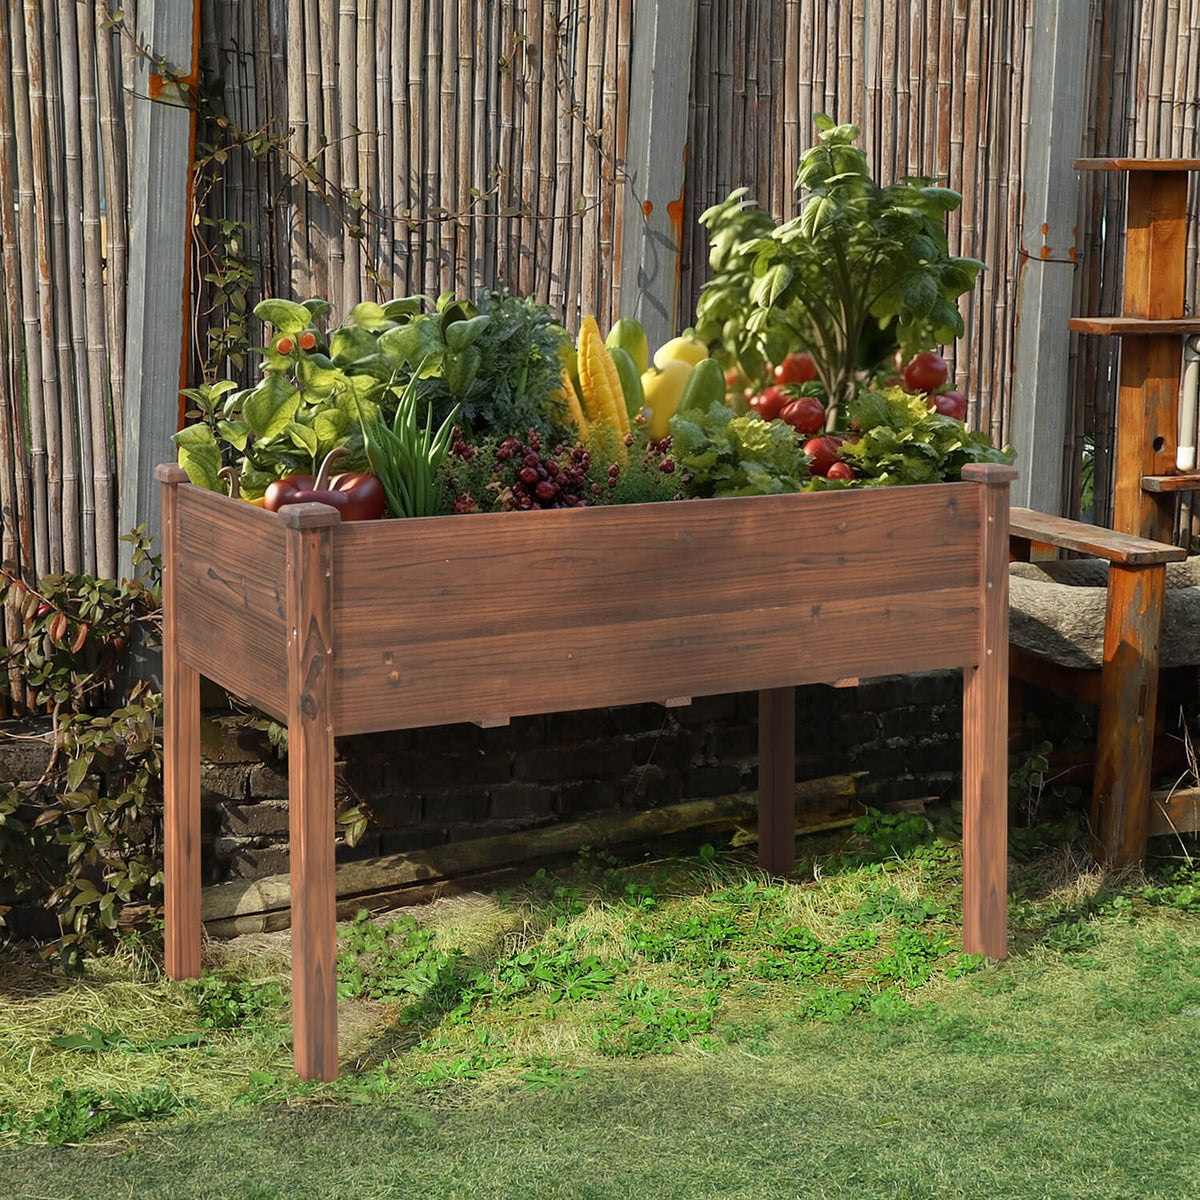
[489,783,556,820]
[632,731,690,772]
[623,764,684,810]
[543,707,608,744]
[378,827,448,855]
[199,717,272,764]
[515,739,631,783]
[709,722,758,761]
[227,845,291,879]
[605,703,667,736]
[0,737,54,784]
[684,765,742,798]
[420,723,483,754]
[247,763,289,799]
[557,779,617,816]
[878,707,933,740]
[220,800,289,838]
[838,712,880,748]
[199,763,252,802]
[382,751,512,789]
[423,790,490,824]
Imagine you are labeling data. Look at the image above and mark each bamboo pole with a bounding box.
[94,6,125,481]
[23,0,62,575]
[535,0,556,307]
[319,0,344,312]
[474,0,491,290]
[770,0,784,218]
[550,9,571,319]
[286,0,309,294]
[359,0,379,297]
[609,0,630,317]
[880,0,897,186]
[517,0,539,298]
[784,0,801,211]
[390,0,406,292]
[266,0,289,299]
[423,1,442,296]
[407,1,425,296]
[497,0,515,288]
[566,5,588,323]
[77,0,115,579]
[598,0,618,326]
[580,0,602,320]
[436,0,456,295]
[455,0,474,295]
[338,0,360,308]
[58,0,94,574]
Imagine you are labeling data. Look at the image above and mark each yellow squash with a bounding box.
[577,315,630,439]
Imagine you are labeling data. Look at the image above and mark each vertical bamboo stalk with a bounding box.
[94,6,125,478]
[1162,0,1181,156]
[811,0,825,140]
[267,0,290,299]
[783,0,800,217]
[881,0,898,185]
[838,0,853,131]
[567,5,588,321]
[320,0,344,312]
[599,0,618,326]
[407,2,425,295]
[474,0,491,290]
[770,0,785,218]
[391,0,408,292]
[424,0,442,296]
[550,9,572,319]
[358,0,379,298]
[438,0,457,295]
[852,0,866,136]
[0,2,28,699]
[25,0,63,574]
[338,0,360,308]
[287,0,310,294]
[456,0,475,294]
[77,0,115,578]
[516,0,538,297]
[609,0,631,317]
[894,0,911,177]
[304,0,326,301]
[498,0,517,288]
[580,0,602,319]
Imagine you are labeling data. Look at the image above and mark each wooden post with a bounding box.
[1113,169,1189,542]
[156,463,201,980]
[1091,562,1167,865]
[960,463,1016,959]
[118,0,201,579]
[281,502,340,1083]
[757,686,795,875]
[617,3,699,349]
[1008,0,1088,514]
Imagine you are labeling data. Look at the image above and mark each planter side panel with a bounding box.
[174,486,290,721]
[330,485,984,734]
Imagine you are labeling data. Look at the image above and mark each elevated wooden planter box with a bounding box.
[157,461,1016,1081]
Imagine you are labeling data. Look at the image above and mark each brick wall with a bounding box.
[0,671,966,887]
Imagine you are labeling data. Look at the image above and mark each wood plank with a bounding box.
[282,502,340,1083]
[1068,316,1200,335]
[757,687,795,875]
[1149,786,1200,837]
[157,465,202,981]
[1091,562,1167,867]
[174,486,290,720]
[961,463,1014,960]
[1009,507,1186,563]
[332,585,982,735]
[1141,473,1200,493]
[200,777,865,924]
[1074,157,1200,170]
[331,484,982,643]
[1113,335,1184,542]
[1009,647,1103,707]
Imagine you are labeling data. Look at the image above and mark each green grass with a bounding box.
[3,812,1200,1198]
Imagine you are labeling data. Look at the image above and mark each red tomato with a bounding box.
[748,385,791,422]
[773,351,818,386]
[826,461,856,481]
[902,351,949,394]
[803,436,841,477]
[780,396,826,435]
[931,390,967,421]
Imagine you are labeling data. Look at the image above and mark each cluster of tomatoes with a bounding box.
[888,350,967,421]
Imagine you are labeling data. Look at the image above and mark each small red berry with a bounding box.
[275,335,295,355]
[298,331,317,351]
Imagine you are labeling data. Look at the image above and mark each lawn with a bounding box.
[2,808,1200,1199]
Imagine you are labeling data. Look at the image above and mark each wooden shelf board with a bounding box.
[1009,507,1187,564]
[1074,157,1200,171]
[1069,317,1200,336]
[1142,473,1200,493]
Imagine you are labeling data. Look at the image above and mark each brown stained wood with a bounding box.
[333,587,982,735]
[960,463,1015,960]
[1068,316,1200,335]
[201,779,865,926]
[173,486,290,722]
[283,503,339,1083]
[1149,785,1200,837]
[1142,473,1200,493]
[331,485,983,646]
[1008,647,1103,707]
[1123,169,1189,320]
[1113,334,1185,542]
[1092,562,1168,867]
[1074,157,1200,170]
[1009,507,1186,564]
[757,687,796,876]
[159,467,202,981]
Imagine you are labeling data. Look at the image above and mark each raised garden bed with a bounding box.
[157,461,1016,1081]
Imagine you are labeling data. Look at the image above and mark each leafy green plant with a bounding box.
[851,807,936,860]
[13,1081,188,1147]
[189,976,283,1030]
[668,400,809,496]
[695,116,984,421]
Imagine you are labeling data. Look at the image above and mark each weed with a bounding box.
[49,1026,206,1054]
[188,975,283,1030]
[869,928,949,986]
[492,942,617,1003]
[852,808,934,859]
[594,982,717,1057]
[840,886,944,928]
[798,987,868,1022]
[519,1065,594,1093]
[13,1080,189,1146]
[1041,919,1101,955]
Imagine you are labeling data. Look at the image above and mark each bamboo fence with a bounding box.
[2,1,1200,716]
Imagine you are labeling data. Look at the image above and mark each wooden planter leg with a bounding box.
[758,686,796,875]
[1092,562,1166,868]
[157,464,202,980]
[961,464,1016,959]
[282,503,340,1083]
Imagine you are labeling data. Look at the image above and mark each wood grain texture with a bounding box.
[1113,334,1184,541]
[1149,785,1200,837]
[1009,507,1186,564]
[1141,473,1200,493]
[1074,157,1200,170]
[1008,647,1103,707]
[757,687,796,875]
[1123,169,1189,321]
[1092,562,1167,867]
[160,470,202,981]
[961,467,1011,959]
[1068,316,1200,335]
[285,510,338,1083]
[329,485,984,733]
[173,485,290,722]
